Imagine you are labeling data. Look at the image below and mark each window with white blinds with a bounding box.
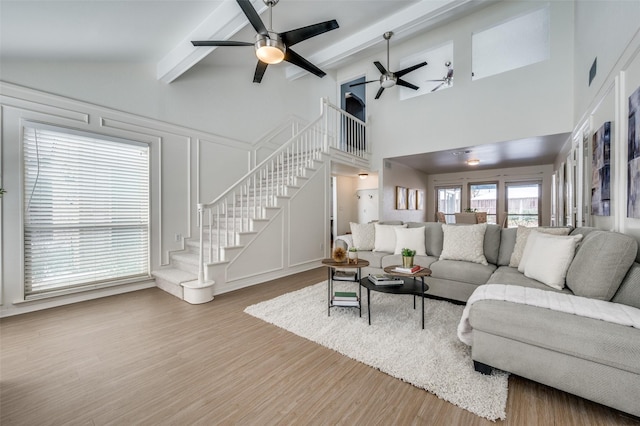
[23,124,150,297]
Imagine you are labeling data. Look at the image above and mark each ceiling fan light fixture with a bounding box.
[466,159,481,166]
[255,33,285,64]
[380,74,397,88]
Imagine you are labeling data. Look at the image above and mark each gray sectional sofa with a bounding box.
[335,222,640,417]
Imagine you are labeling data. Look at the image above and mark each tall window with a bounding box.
[469,182,497,224]
[505,182,541,228]
[436,186,461,223]
[23,124,150,298]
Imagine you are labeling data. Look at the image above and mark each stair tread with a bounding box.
[171,252,200,264]
[152,268,197,284]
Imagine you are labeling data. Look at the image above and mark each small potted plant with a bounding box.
[401,248,416,268]
[348,247,358,264]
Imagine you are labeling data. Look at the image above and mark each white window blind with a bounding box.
[23,124,150,297]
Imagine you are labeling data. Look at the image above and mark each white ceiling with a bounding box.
[0,0,568,175]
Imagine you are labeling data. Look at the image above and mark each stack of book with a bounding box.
[393,265,424,274]
[332,271,357,281]
[332,291,359,306]
[368,274,404,286]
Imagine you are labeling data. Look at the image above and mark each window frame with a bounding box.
[504,180,542,228]
[468,181,498,224]
[435,185,462,224]
[21,122,151,300]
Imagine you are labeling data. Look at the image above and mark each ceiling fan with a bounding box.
[191,0,338,83]
[350,31,427,99]
[427,61,454,92]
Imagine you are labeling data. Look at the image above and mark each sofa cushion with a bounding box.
[612,263,640,309]
[483,224,501,265]
[356,250,389,269]
[521,233,583,290]
[407,222,444,256]
[509,226,571,268]
[430,259,496,285]
[497,227,517,266]
[393,226,426,255]
[487,266,573,294]
[373,223,406,252]
[440,223,488,265]
[350,222,375,251]
[468,300,640,375]
[566,230,638,300]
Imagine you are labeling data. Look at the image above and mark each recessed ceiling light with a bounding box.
[358,173,368,179]
[466,159,480,166]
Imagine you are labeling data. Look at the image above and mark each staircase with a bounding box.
[153,98,369,303]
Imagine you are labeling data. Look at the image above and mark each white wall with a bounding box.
[427,164,554,226]
[561,0,640,258]
[337,0,575,172]
[0,61,336,142]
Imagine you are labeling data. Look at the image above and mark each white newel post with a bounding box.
[181,203,215,304]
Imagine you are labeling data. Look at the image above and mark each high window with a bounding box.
[23,124,150,298]
[469,182,498,224]
[436,186,461,223]
[472,6,550,80]
[505,181,541,228]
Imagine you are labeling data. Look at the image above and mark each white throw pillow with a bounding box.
[523,233,583,290]
[373,223,407,252]
[439,223,488,265]
[350,222,375,251]
[509,226,571,268]
[393,227,427,256]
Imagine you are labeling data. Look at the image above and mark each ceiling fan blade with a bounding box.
[396,79,419,91]
[191,40,253,47]
[395,61,427,78]
[349,80,377,87]
[237,0,268,36]
[280,20,339,47]
[431,82,445,92]
[375,86,385,99]
[284,48,326,78]
[373,61,387,75]
[253,60,268,83]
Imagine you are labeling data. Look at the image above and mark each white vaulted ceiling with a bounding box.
[0,0,497,83]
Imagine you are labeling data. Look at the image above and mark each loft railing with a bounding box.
[196,98,368,283]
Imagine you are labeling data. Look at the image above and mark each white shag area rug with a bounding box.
[244,281,509,421]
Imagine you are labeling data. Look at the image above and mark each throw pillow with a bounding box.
[439,223,488,265]
[509,226,571,268]
[373,223,407,253]
[393,227,427,256]
[350,222,375,251]
[522,233,583,290]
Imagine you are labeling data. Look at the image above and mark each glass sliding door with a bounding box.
[436,186,461,223]
[505,181,541,227]
[469,182,498,224]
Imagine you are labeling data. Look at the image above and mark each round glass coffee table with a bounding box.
[360,265,431,329]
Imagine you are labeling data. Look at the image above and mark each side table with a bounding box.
[321,259,370,317]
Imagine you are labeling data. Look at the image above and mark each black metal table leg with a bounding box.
[327,267,332,316]
[367,287,371,325]
[421,277,425,329]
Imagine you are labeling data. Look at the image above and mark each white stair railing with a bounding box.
[196,98,368,283]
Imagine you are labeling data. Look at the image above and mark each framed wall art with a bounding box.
[591,121,611,216]
[629,85,640,219]
[396,186,407,210]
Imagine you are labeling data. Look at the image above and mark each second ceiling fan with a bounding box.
[191,0,338,83]
[350,31,427,99]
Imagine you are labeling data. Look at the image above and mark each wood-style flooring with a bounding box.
[1,268,638,425]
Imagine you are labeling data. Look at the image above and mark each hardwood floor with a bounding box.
[1,268,638,425]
